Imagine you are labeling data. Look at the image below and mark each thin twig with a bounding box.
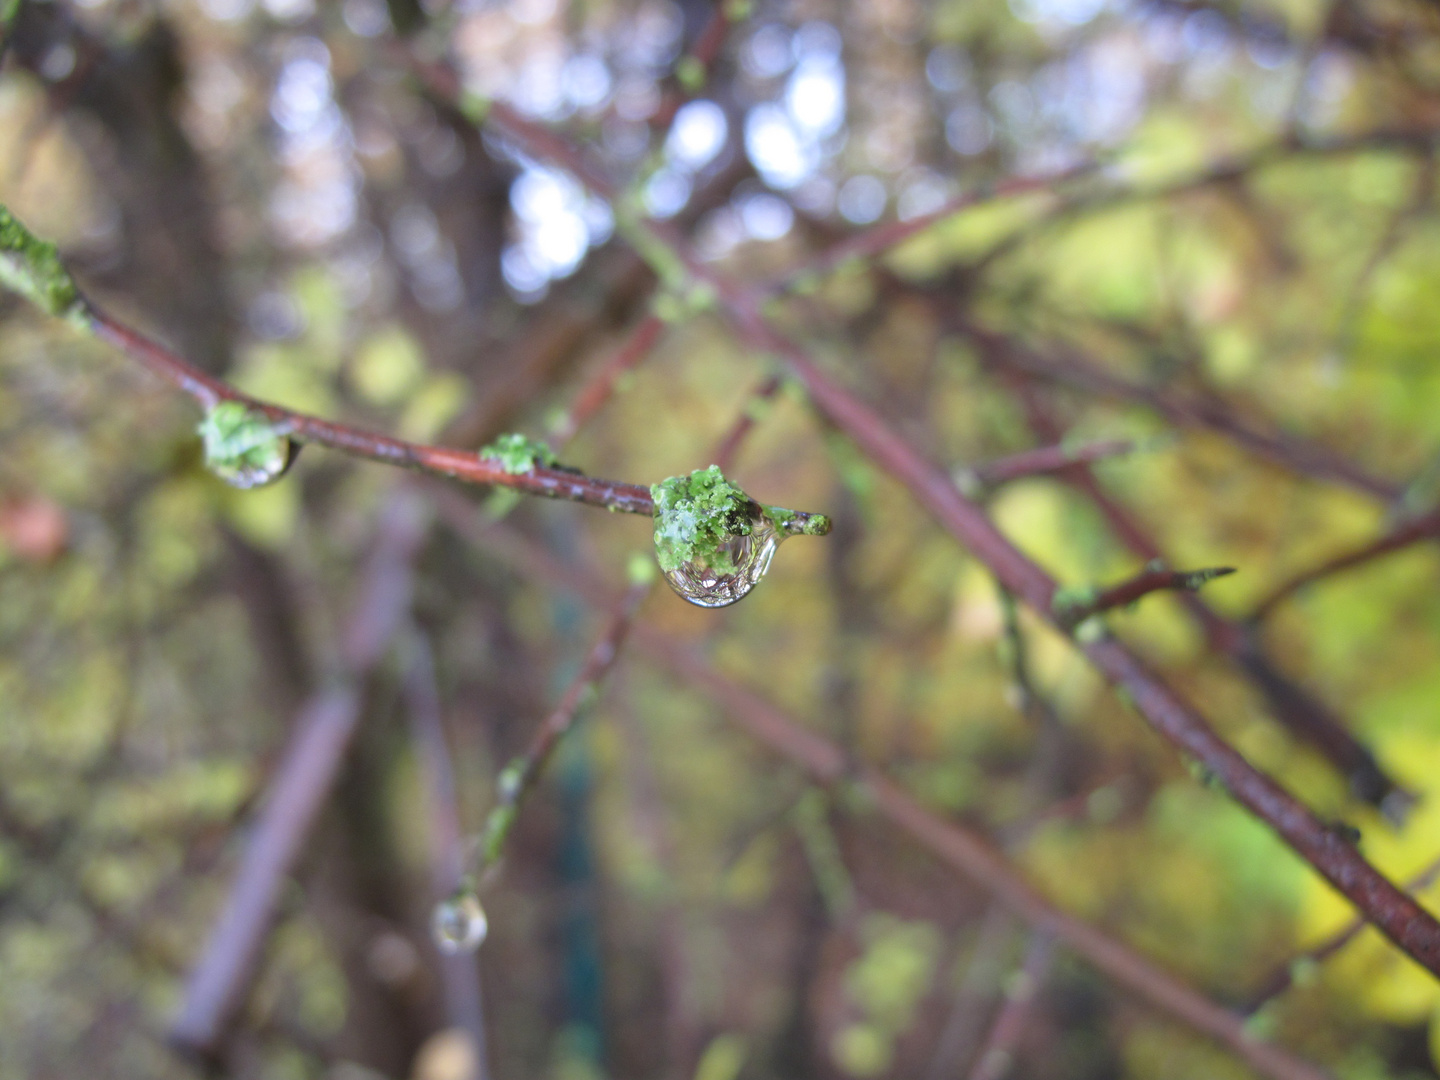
[1242,851,1440,1014]
[955,438,1139,493]
[1249,506,1440,622]
[548,313,667,444]
[958,321,1401,501]
[403,629,490,1080]
[1054,565,1236,629]
[461,581,650,886]
[964,934,1055,1080]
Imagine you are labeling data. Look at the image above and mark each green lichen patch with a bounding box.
[0,204,87,326]
[480,433,558,475]
[651,464,752,574]
[198,401,294,489]
[766,505,831,536]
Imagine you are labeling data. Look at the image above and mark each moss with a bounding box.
[480,432,558,474]
[198,401,293,488]
[0,204,87,327]
[651,464,752,574]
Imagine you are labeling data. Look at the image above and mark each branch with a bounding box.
[403,629,490,1079]
[478,103,1440,978]
[1243,852,1440,1015]
[1249,506,1440,622]
[1054,564,1236,630]
[433,501,1333,1080]
[170,489,430,1056]
[958,321,1402,501]
[547,313,667,444]
[965,934,1054,1080]
[459,581,649,886]
[1000,381,1408,811]
[0,203,654,512]
[954,438,1140,494]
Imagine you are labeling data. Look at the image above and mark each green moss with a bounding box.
[480,432,558,474]
[651,464,752,574]
[0,204,87,327]
[198,401,293,488]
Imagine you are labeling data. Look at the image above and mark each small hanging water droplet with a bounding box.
[662,498,781,608]
[198,401,298,489]
[431,891,488,954]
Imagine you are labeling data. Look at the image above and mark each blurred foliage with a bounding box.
[3,0,1440,1077]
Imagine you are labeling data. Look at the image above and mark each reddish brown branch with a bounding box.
[1011,383,1406,810]
[432,500,1332,1080]
[86,304,655,514]
[1055,565,1235,629]
[1250,507,1440,622]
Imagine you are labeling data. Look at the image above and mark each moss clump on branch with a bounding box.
[480,433,558,475]
[198,401,294,489]
[651,465,752,574]
[0,204,88,328]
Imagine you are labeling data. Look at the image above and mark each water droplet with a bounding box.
[198,401,298,489]
[662,498,781,608]
[431,891,488,954]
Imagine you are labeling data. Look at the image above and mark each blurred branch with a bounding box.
[461,581,650,885]
[1243,851,1440,1015]
[433,500,1333,1080]
[548,313,668,444]
[1053,564,1235,630]
[768,159,1101,293]
[1002,382,1409,811]
[169,490,430,1058]
[964,933,1055,1080]
[402,629,490,1080]
[954,438,1141,494]
[959,321,1402,500]
[1249,506,1440,622]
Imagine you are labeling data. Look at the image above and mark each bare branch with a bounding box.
[1054,564,1236,629]
[170,490,430,1057]
[1250,507,1440,622]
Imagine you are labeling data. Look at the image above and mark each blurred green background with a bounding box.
[2,0,1440,1077]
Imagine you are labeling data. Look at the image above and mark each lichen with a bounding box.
[0,204,87,327]
[198,401,294,488]
[480,432,558,475]
[651,464,752,574]
[776,505,830,536]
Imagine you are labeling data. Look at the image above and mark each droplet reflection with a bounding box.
[661,499,781,608]
[431,891,488,954]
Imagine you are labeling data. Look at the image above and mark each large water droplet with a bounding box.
[431,891,488,954]
[662,498,781,608]
[198,401,298,489]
